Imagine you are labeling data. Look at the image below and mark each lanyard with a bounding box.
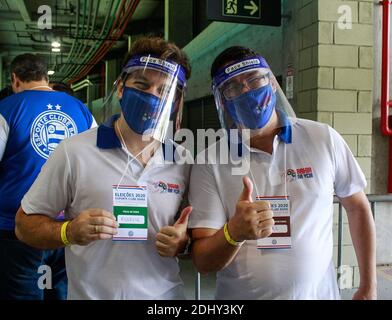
[115,120,156,189]
[247,142,288,199]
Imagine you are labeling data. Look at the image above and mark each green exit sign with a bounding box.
[208,0,281,26]
[223,0,261,19]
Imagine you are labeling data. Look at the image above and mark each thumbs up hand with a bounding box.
[226,177,274,242]
[156,206,192,257]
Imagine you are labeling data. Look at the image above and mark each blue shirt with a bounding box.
[0,90,94,230]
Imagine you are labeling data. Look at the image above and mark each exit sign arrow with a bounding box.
[208,0,281,27]
[244,1,258,16]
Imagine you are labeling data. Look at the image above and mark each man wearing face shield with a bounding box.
[188,46,376,300]
[14,37,193,300]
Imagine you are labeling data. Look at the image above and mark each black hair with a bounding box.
[50,82,74,95]
[0,85,13,101]
[211,46,258,78]
[10,53,48,83]
[122,37,191,80]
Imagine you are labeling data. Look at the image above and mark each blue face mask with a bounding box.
[120,87,175,135]
[225,84,276,129]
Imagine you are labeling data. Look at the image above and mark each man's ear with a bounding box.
[117,80,124,99]
[11,73,19,92]
[270,77,278,93]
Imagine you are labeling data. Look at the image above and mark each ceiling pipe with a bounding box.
[70,0,140,83]
[58,0,81,75]
[64,0,116,80]
[70,78,93,91]
[61,0,96,76]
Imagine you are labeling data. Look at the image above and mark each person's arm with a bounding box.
[90,117,98,129]
[192,227,241,274]
[191,176,274,274]
[340,191,377,300]
[328,127,376,299]
[15,139,117,249]
[15,207,118,250]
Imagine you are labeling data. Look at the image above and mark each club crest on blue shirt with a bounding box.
[30,104,78,159]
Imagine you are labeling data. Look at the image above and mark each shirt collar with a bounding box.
[96,114,177,163]
[276,108,292,144]
[96,114,122,149]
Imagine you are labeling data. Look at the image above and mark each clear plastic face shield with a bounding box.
[104,55,187,143]
[212,56,296,140]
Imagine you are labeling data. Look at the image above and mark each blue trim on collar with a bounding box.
[96,114,176,162]
[162,140,177,162]
[276,109,292,144]
[96,114,122,149]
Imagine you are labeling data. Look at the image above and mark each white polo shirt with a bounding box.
[22,115,191,300]
[188,117,366,300]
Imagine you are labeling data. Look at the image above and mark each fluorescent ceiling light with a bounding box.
[51,41,61,48]
[48,70,55,75]
[52,48,61,52]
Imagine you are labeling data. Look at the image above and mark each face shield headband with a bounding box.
[122,55,187,88]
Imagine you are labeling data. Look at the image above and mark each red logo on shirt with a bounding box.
[151,181,181,194]
[286,167,314,181]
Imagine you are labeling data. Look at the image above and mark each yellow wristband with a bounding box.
[223,222,244,247]
[61,221,71,246]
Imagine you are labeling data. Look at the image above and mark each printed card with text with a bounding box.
[256,196,292,249]
[112,185,148,241]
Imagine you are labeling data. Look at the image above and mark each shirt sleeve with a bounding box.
[21,140,72,217]
[74,98,96,129]
[188,163,227,230]
[90,117,98,129]
[329,127,367,198]
[0,113,9,161]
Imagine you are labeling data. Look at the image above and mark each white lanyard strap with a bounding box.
[115,120,156,189]
[247,140,288,199]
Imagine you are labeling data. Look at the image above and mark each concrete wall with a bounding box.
[183,22,283,101]
[297,0,374,196]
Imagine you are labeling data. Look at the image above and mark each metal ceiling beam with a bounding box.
[15,0,32,23]
[0,49,53,56]
[0,45,64,55]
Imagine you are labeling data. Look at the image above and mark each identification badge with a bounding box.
[112,185,148,241]
[256,196,292,249]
